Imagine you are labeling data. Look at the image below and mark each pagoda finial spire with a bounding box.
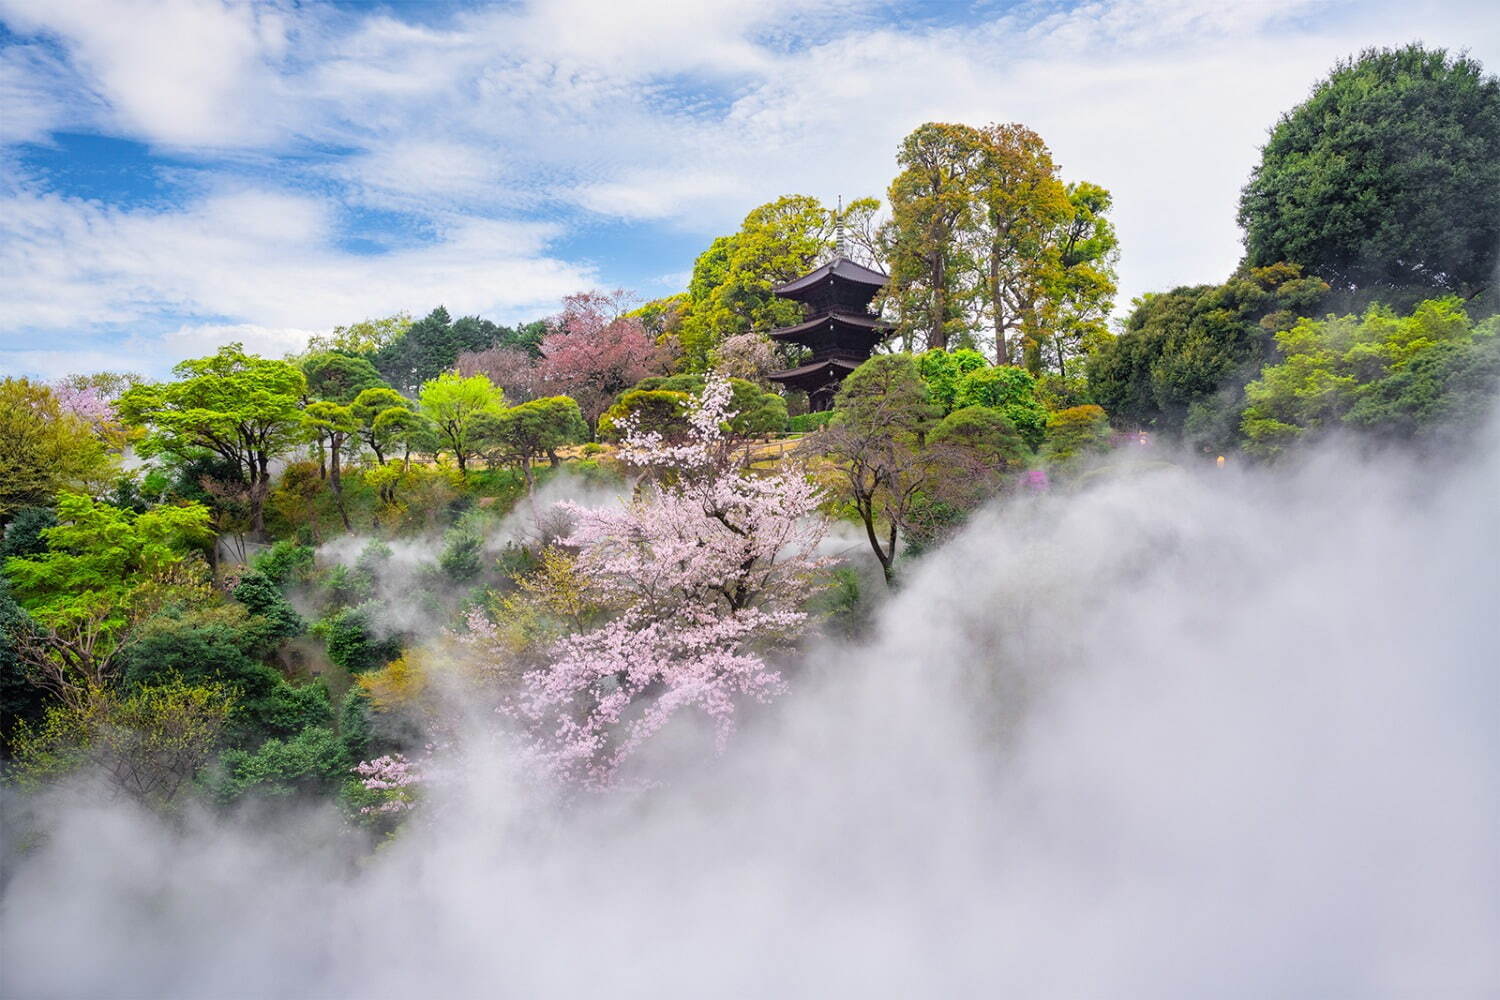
[834,195,846,259]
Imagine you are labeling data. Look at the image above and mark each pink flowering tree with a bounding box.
[353,753,421,815]
[476,374,829,788]
[535,290,668,428]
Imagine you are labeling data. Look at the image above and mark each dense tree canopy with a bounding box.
[1239,45,1500,303]
[118,345,307,536]
[1087,264,1329,450]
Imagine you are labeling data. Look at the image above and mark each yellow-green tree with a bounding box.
[417,372,505,476]
[0,379,115,523]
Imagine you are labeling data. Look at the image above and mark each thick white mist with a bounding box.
[2,422,1497,998]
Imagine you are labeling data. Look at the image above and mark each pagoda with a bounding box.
[766,256,891,411]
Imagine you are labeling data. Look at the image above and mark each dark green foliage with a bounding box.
[1239,45,1500,302]
[232,571,304,641]
[0,578,47,756]
[0,507,55,561]
[630,374,788,436]
[373,307,533,396]
[930,406,1028,470]
[321,563,374,608]
[213,725,350,804]
[302,352,387,403]
[1087,264,1328,443]
[314,603,400,673]
[117,611,331,749]
[251,540,315,586]
[809,567,867,637]
[439,525,484,583]
[338,687,374,761]
[117,610,331,747]
[596,389,691,442]
[1033,373,1094,412]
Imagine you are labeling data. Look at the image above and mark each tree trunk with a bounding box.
[928,251,948,351]
[329,436,351,531]
[858,500,895,587]
[251,453,270,538]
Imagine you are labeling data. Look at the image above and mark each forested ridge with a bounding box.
[2,42,1498,828]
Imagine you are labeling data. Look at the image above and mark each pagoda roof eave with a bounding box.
[767,311,892,341]
[767,357,863,383]
[773,256,890,297]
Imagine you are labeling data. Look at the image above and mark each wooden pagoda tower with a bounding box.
[766,256,891,411]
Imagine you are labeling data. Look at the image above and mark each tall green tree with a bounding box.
[306,313,412,356]
[968,122,1073,365]
[350,387,414,465]
[1239,45,1500,304]
[118,344,306,536]
[882,123,982,351]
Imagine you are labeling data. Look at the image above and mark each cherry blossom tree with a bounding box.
[534,291,668,428]
[474,375,829,788]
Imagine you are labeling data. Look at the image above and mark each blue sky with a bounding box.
[2,0,1497,378]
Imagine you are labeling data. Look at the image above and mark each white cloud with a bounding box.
[0,0,298,148]
[2,0,1498,368]
[0,186,593,363]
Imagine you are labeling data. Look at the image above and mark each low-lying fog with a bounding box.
[3,420,1497,998]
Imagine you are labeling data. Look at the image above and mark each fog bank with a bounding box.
[3,424,1498,998]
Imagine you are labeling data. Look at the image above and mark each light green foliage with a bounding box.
[4,492,212,631]
[12,679,234,809]
[306,313,413,356]
[350,387,414,464]
[418,372,506,476]
[916,348,989,413]
[1241,298,1500,454]
[1043,405,1113,463]
[117,344,307,535]
[213,725,350,804]
[930,406,1028,470]
[1038,181,1120,374]
[952,366,1048,451]
[0,378,114,521]
[1240,45,1500,303]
